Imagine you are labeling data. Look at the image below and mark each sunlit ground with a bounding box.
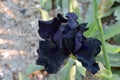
[0,0,40,79]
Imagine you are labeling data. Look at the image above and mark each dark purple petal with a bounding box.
[66,12,78,20]
[38,14,66,39]
[92,39,101,57]
[36,41,68,73]
[53,25,65,42]
[74,38,101,74]
[78,23,88,32]
[66,13,79,29]
[62,38,75,52]
[38,18,60,39]
[62,28,78,39]
[57,14,67,22]
[74,31,83,52]
[61,28,78,52]
[54,25,78,50]
[53,26,64,48]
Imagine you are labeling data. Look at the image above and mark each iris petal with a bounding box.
[38,18,59,39]
[57,14,67,22]
[79,23,88,32]
[36,41,68,73]
[66,13,79,29]
[74,38,101,74]
[66,12,78,20]
[62,38,75,52]
[38,14,66,39]
[62,28,78,39]
[74,31,83,52]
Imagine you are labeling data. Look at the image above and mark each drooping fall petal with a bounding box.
[74,38,101,74]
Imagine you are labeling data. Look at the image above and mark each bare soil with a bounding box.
[0,0,40,79]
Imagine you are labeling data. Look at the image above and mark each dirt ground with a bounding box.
[0,0,99,80]
[0,0,41,79]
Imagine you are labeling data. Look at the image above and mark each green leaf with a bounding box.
[37,8,50,20]
[59,58,75,80]
[47,74,57,80]
[114,6,120,21]
[75,60,86,77]
[103,7,116,18]
[38,0,52,11]
[106,43,120,53]
[109,54,120,67]
[104,21,120,40]
[113,34,120,45]
[84,21,97,37]
[85,1,95,22]
[115,0,120,2]
[26,64,44,75]
[62,0,69,16]
[55,0,61,8]
[96,53,120,67]
[104,0,115,10]
[38,0,47,7]
[70,65,76,80]
[95,69,112,79]
[112,68,120,76]
[85,0,119,39]
[98,0,115,16]
[19,73,30,80]
[85,0,101,22]
[69,0,81,23]
[75,70,83,80]
[70,54,77,60]
[112,74,120,80]
[59,58,86,80]
[95,21,120,40]
[84,1,99,37]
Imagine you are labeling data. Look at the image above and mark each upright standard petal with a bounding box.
[79,23,88,32]
[38,14,66,39]
[74,31,83,52]
[66,12,78,21]
[66,12,79,29]
[38,18,60,39]
[57,14,67,22]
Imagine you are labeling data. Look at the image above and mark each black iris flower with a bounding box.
[36,12,101,74]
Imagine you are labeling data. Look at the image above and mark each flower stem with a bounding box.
[93,0,112,80]
[96,17,111,71]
